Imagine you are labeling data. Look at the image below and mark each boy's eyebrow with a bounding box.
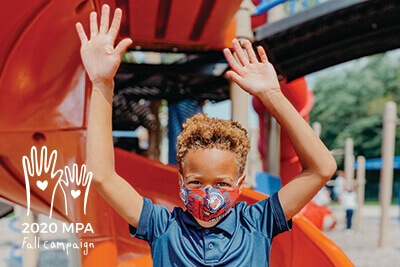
[215,176,235,182]
[185,174,201,179]
[185,174,235,182]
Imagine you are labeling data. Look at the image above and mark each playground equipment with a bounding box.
[255,0,400,82]
[8,0,400,266]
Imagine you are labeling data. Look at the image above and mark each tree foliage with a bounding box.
[309,53,400,169]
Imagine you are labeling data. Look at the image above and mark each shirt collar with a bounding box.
[181,208,237,236]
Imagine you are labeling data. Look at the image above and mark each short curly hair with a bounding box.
[177,113,250,177]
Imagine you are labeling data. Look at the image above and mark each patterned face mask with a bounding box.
[179,177,240,222]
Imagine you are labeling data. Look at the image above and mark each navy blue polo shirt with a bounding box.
[129,192,292,266]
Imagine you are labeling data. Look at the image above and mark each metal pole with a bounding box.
[19,207,39,267]
[344,138,354,190]
[378,101,397,247]
[68,232,81,267]
[262,1,284,179]
[267,116,281,177]
[355,155,365,232]
[232,0,254,187]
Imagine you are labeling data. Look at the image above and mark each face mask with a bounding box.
[179,177,240,222]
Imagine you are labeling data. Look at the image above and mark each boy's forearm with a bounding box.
[86,81,144,227]
[86,81,116,182]
[256,90,336,178]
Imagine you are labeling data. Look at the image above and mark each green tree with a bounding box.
[309,53,400,170]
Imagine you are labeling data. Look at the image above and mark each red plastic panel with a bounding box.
[116,0,241,51]
[0,0,92,131]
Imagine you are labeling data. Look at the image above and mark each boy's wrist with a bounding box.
[256,88,285,105]
[91,79,114,101]
[92,79,114,89]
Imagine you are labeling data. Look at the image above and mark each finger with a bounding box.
[90,11,98,39]
[115,38,133,57]
[244,40,258,63]
[99,4,110,34]
[232,39,249,66]
[226,70,244,85]
[75,23,88,45]
[223,48,243,75]
[257,46,269,63]
[108,8,122,40]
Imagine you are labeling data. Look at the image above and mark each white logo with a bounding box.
[22,146,92,218]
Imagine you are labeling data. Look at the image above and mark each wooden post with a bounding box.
[264,0,284,178]
[378,101,397,247]
[146,52,162,161]
[260,1,284,179]
[148,100,161,160]
[267,116,281,177]
[355,155,365,232]
[232,0,254,187]
[344,138,354,190]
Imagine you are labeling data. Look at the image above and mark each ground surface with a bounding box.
[324,204,400,267]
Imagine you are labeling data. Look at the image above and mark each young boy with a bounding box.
[76,5,337,266]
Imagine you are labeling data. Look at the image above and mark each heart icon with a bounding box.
[37,180,48,191]
[71,190,81,199]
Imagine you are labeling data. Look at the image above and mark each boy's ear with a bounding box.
[238,174,246,192]
[179,174,184,186]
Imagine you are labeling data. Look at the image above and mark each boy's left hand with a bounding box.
[223,39,281,100]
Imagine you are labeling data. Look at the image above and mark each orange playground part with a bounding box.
[300,201,336,231]
[0,0,352,266]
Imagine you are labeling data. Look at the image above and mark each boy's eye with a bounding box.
[188,181,201,185]
[216,182,229,187]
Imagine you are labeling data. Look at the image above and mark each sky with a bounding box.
[203,97,260,127]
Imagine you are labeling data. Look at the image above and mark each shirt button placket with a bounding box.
[204,230,218,263]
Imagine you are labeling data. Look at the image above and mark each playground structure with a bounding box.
[1,0,399,266]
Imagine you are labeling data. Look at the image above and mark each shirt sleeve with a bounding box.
[242,192,292,239]
[129,198,173,242]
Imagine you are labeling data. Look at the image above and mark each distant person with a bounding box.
[341,188,357,230]
[333,171,346,201]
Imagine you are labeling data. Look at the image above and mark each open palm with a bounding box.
[223,39,281,98]
[76,5,132,85]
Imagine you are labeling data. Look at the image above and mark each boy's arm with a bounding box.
[223,39,337,220]
[76,5,143,227]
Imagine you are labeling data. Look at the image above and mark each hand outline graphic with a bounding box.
[22,146,66,218]
[63,163,93,215]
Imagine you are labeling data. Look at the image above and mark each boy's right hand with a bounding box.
[223,39,282,102]
[75,4,132,87]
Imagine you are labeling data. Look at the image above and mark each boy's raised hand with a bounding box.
[75,5,132,86]
[223,39,281,99]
